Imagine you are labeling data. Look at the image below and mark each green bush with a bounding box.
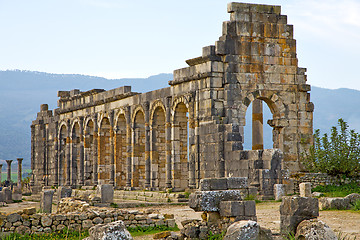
[352,199,360,211]
[127,225,179,237]
[302,119,360,178]
[312,182,360,197]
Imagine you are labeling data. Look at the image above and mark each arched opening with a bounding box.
[59,125,67,186]
[151,107,166,190]
[71,122,81,186]
[132,111,146,188]
[99,117,111,184]
[244,99,273,150]
[84,120,95,185]
[172,102,189,190]
[115,114,127,188]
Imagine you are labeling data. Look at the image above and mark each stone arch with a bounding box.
[115,111,127,188]
[71,120,81,186]
[239,91,286,150]
[98,117,112,184]
[150,100,166,124]
[172,100,189,190]
[58,123,68,186]
[171,96,191,122]
[132,109,146,188]
[150,105,166,190]
[84,118,96,185]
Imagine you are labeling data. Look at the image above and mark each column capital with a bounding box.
[6,160,13,165]
[17,158,23,163]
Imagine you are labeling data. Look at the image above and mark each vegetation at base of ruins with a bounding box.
[302,119,360,178]
[352,199,360,211]
[127,225,179,237]
[0,228,89,240]
[110,202,118,208]
[207,230,226,240]
[184,191,191,199]
[283,232,296,240]
[312,182,360,197]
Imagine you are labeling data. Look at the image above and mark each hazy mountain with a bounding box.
[1,70,359,168]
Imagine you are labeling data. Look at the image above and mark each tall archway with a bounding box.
[71,122,81,186]
[84,120,95,185]
[151,106,166,190]
[115,114,127,188]
[172,102,189,190]
[132,110,146,188]
[58,124,67,186]
[99,117,112,184]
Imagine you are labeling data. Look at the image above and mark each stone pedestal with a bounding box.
[40,190,55,213]
[280,196,319,234]
[274,184,286,201]
[299,182,312,197]
[97,184,114,203]
[3,187,12,203]
[12,187,22,201]
[57,186,72,202]
[6,160,13,182]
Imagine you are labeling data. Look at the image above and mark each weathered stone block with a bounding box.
[199,178,227,191]
[274,184,286,201]
[295,219,337,240]
[319,197,351,210]
[219,201,244,217]
[227,177,248,189]
[97,184,114,203]
[87,220,133,240]
[3,187,12,203]
[189,190,242,212]
[57,186,72,202]
[280,196,319,234]
[299,182,311,197]
[40,190,55,213]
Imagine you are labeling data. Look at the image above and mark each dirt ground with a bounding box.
[1,201,359,239]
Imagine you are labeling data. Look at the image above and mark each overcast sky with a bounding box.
[1,0,360,90]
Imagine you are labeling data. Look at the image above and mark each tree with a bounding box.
[302,118,360,177]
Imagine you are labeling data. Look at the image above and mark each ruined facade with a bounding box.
[31,2,313,193]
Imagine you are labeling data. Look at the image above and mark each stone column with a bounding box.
[0,164,2,183]
[125,106,132,187]
[144,102,151,188]
[93,115,98,185]
[252,99,263,150]
[66,129,71,186]
[30,125,35,186]
[165,97,172,188]
[79,118,84,186]
[188,118,196,189]
[17,158,23,189]
[109,111,115,186]
[6,160,12,182]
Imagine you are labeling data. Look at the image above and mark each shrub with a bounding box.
[352,199,360,211]
[302,119,360,178]
[312,182,360,197]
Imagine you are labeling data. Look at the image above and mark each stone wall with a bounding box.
[0,207,175,235]
[288,172,360,193]
[31,2,313,193]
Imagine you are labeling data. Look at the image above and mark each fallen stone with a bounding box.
[227,177,248,189]
[189,190,242,212]
[345,193,360,205]
[200,178,228,191]
[87,220,133,240]
[319,197,350,210]
[295,219,337,240]
[280,196,319,234]
[223,220,260,240]
[153,231,171,239]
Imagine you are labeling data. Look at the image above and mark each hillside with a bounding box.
[0,70,359,168]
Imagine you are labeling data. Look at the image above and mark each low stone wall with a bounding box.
[288,173,360,193]
[0,206,175,234]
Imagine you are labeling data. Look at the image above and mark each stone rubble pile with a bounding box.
[0,205,174,235]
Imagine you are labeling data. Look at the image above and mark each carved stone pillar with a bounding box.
[6,160,12,182]
[125,106,132,187]
[165,97,172,188]
[144,102,151,188]
[109,111,115,186]
[0,164,3,183]
[79,117,84,186]
[17,158,23,189]
[252,99,263,150]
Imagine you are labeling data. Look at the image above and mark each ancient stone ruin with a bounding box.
[31,2,313,196]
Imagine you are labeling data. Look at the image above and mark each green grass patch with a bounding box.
[312,182,360,197]
[0,228,89,240]
[352,199,360,211]
[127,225,179,237]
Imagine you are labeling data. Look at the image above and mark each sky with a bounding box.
[1,0,360,90]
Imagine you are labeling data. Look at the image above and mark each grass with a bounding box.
[352,199,360,211]
[0,228,89,240]
[312,182,360,197]
[127,225,179,237]
[1,169,31,183]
